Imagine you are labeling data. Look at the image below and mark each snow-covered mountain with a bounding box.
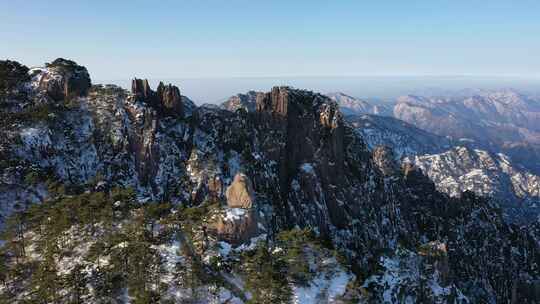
[326,92,392,116]
[394,90,540,144]
[345,113,540,222]
[407,147,540,221]
[347,114,452,159]
[393,90,540,174]
[1,59,539,303]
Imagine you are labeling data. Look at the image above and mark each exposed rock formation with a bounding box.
[131,78,184,117]
[254,86,346,213]
[221,90,259,112]
[372,145,399,176]
[131,78,153,100]
[255,86,290,115]
[207,175,223,201]
[156,81,184,117]
[226,173,255,209]
[215,208,258,245]
[37,58,91,101]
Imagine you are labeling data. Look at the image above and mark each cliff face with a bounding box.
[1,59,540,303]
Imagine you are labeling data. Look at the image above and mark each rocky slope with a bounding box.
[0,59,539,303]
[347,114,453,159]
[408,147,540,221]
[346,114,540,222]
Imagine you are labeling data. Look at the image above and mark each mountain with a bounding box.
[393,90,540,174]
[1,59,539,303]
[345,114,540,223]
[221,91,393,117]
[346,114,452,159]
[394,90,540,144]
[407,146,540,221]
[326,92,392,116]
[220,90,259,112]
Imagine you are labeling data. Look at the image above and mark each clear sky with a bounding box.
[2,0,540,82]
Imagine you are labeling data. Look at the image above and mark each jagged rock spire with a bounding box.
[130,78,184,117]
[131,78,153,100]
[156,81,184,117]
[255,86,290,115]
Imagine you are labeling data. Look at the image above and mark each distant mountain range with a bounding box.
[325,92,393,116]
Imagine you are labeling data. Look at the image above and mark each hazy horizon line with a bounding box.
[96,74,540,83]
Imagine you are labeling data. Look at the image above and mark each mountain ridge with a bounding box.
[1,59,539,303]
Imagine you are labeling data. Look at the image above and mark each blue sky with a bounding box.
[1,0,540,81]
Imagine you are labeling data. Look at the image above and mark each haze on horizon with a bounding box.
[2,0,540,103]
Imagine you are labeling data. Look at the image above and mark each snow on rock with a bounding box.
[408,146,540,221]
[223,208,248,222]
[292,257,354,304]
[300,163,316,175]
[362,248,468,304]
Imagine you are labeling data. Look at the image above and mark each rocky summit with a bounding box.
[1,59,539,303]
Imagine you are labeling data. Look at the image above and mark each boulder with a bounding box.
[215,208,258,245]
[226,173,255,208]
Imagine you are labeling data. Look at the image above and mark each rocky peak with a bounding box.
[156,82,184,117]
[131,78,153,100]
[221,90,259,112]
[130,78,184,117]
[256,86,290,115]
[36,58,91,101]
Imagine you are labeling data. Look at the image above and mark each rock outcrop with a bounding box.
[156,82,184,117]
[254,87,346,210]
[216,173,257,244]
[37,58,91,101]
[131,78,153,100]
[131,78,184,117]
[372,145,399,176]
[221,91,259,112]
[225,173,255,209]
[215,208,258,245]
